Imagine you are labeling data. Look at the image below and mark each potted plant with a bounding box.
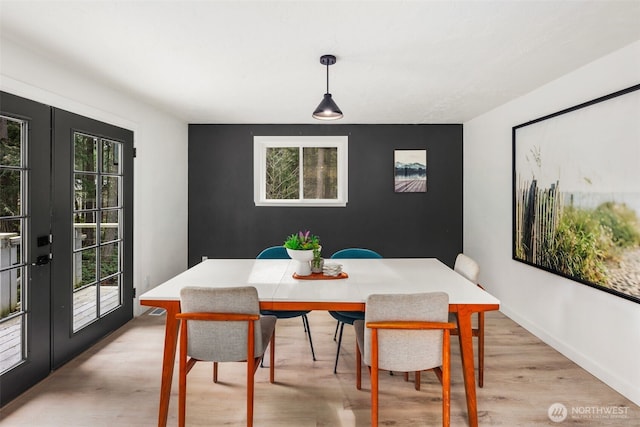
[284,230,321,276]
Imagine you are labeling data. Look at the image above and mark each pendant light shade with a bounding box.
[313,93,343,120]
[313,54,343,120]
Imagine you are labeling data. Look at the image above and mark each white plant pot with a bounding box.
[286,248,314,276]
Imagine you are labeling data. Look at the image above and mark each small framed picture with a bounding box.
[394,149,427,193]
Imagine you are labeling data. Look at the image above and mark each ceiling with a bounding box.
[1,1,639,124]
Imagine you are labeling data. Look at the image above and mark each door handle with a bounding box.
[32,255,51,266]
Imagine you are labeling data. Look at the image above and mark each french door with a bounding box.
[51,109,133,368]
[0,93,51,405]
[0,92,133,404]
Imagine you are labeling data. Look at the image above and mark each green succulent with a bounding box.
[283,230,320,250]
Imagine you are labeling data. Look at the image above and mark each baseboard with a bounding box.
[500,306,640,407]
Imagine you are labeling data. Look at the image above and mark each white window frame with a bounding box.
[254,135,348,207]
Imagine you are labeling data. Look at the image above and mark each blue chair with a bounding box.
[257,246,289,260]
[257,246,316,367]
[331,248,383,259]
[329,248,382,373]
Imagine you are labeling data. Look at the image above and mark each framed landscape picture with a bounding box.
[513,84,640,304]
[394,149,426,193]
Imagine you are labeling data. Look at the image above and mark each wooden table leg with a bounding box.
[456,304,478,427]
[158,301,181,427]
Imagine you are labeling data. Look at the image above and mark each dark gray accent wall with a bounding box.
[188,124,462,268]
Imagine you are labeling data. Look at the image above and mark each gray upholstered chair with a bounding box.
[177,286,276,427]
[354,292,454,427]
[451,253,485,387]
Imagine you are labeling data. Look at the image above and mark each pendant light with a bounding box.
[312,54,343,120]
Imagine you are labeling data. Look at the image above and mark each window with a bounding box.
[254,136,348,207]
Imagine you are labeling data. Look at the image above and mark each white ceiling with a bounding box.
[1,1,640,124]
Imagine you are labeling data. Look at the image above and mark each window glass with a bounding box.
[0,117,23,167]
[100,242,119,279]
[101,139,120,174]
[74,247,97,288]
[74,174,97,210]
[73,212,97,248]
[74,134,97,172]
[303,147,338,199]
[100,209,120,243]
[101,176,119,208]
[266,147,299,199]
[0,169,21,214]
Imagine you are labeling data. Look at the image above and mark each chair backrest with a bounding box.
[454,253,480,283]
[256,246,289,259]
[362,292,449,372]
[180,286,265,362]
[331,248,382,259]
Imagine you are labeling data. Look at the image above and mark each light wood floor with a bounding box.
[1,310,637,426]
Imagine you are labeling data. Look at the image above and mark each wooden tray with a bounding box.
[292,272,349,280]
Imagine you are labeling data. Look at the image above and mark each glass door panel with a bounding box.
[0,116,26,374]
[72,134,124,332]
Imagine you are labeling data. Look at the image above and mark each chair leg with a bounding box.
[333,321,345,374]
[269,331,275,384]
[260,340,266,368]
[371,329,379,427]
[371,365,379,427]
[333,320,340,341]
[478,311,485,388]
[213,362,218,383]
[247,361,255,427]
[302,314,316,361]
[415,371,421,391]
[356,341,362,390]
[178,321,188,427]
[260,324,275,369]
[443,331,451,427]
[247,319,256,427]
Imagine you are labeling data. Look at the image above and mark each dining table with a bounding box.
[140,257,500,427]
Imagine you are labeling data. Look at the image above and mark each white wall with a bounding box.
[464,40,640,405]
[0,38,188,316]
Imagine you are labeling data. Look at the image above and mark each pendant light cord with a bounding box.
[326,63,330,94]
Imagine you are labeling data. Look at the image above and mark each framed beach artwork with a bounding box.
[513,83,640,304]
[394,149,426,193]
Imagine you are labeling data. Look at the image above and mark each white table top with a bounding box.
[140,258,499,307]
